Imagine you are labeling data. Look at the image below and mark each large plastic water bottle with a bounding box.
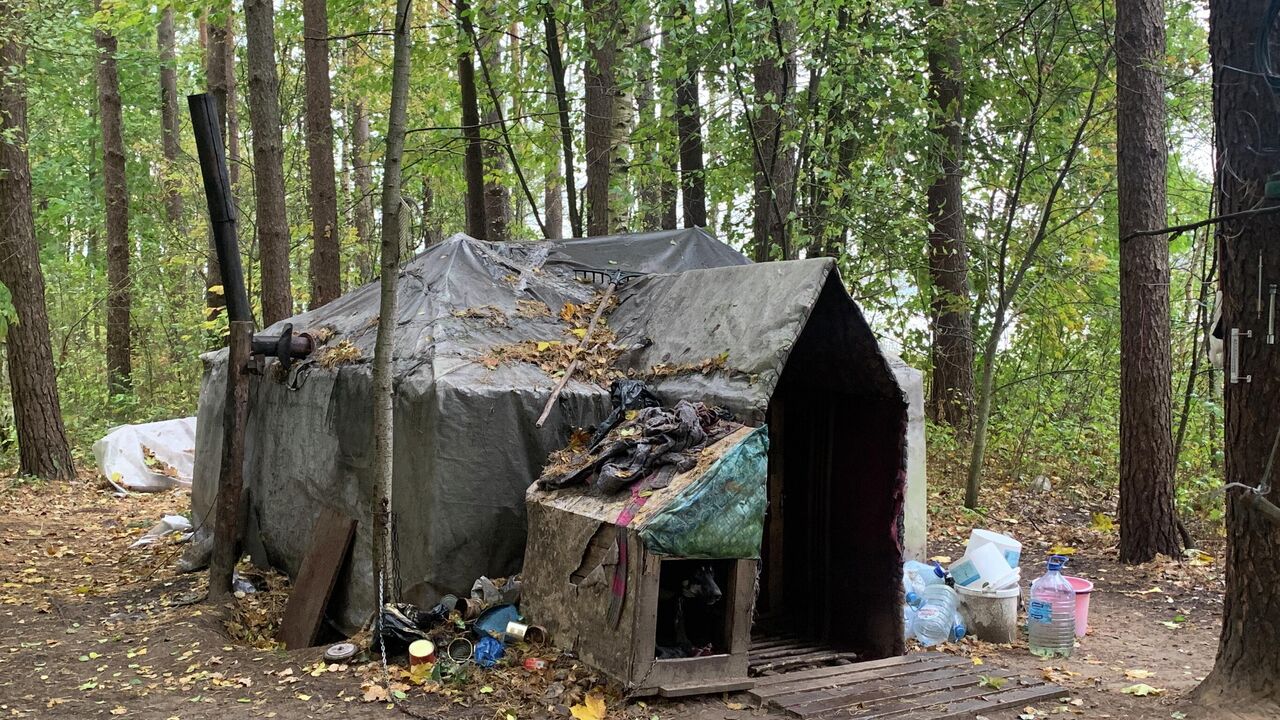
[951,610,967,642]
[903,604,917,640]
[1028,555,1076,658]
[911,584,958,646]
[904,560,947,603]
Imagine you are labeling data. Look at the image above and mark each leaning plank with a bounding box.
[780,665,988,714]
[276,508,357,649]
[752,654,944,687]
[888,683,1069,720]
[752,636,803,651]
[750,656,972,702]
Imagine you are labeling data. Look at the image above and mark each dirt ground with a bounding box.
[0,475,1261,720]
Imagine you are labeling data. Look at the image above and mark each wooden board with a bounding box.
[748,651,1067,719]
[276,508,356,649]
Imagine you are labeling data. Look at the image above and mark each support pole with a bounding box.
[209,320,252,602]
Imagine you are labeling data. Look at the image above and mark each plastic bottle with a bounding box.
[951,611,967,642]
[904,560,947,593]
[1027,555,1076,658]
[911,584,958,646]
[903,604,917,640]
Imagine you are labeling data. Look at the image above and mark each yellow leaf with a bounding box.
[1120,683,1163,697]
[1048,545,1076,556]
[1090,513,1114,532]
[295,693,312,701]
[209,284,225,295]
[560,303,577,322]
[571,328,587,339]
[971,656,984,665]
[725,701,746,710]
[1124,669,1155,680]
[110,707,127,715]
[536,341,551,352]
[570,689,606,720]
[978,675,1006,690]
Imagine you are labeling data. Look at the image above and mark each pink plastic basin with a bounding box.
[1065,576,1093,637]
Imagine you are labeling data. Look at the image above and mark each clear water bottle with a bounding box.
[951,611,967,642]
[911,584,958,646]
[903,604,917,640]
[1028,555,1076,658]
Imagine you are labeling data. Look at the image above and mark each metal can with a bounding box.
[523,657,548,671]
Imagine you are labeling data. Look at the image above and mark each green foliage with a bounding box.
[0,0,1223,526]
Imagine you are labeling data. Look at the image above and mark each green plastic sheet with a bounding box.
[638,426,769,558]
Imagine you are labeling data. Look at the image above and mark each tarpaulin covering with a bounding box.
[190,228,906,632]
[637,425,769,559]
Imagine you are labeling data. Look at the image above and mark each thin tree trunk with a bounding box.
[478,2,511,242]
[205,14,234,329]
[373,0,414,606]
[672,0,706,229]
[1197,0,1280,705]
[245,0,292,325]
[750,0,795,261]
[926,0,974,432]
[303,0,341,308]
[1116,0,1181,563]
[0,4,75,480]
[583,0,620,236]
[158,6,183,228]
[95,0,131,395]
[352,101,375,282]
[545,142,564,239]
[635,14,662,231]
[457,0,487,239]
[543,1,581,237]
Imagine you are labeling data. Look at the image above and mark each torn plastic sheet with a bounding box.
[129,514,193,548]
[94,417,196,492]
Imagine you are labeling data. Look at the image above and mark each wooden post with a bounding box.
[209,320,253,603]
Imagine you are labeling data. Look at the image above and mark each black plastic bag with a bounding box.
[590,380,661,448]
[378,603,433,649]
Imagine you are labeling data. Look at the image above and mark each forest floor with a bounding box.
[0,470,1252,720]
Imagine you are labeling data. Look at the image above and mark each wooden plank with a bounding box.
[656,677,754,697]
[752,637,808,652]
[752,653,944,687]
[779,665,985,713]
[752,651,859,674]
[792,670,1012,718]
[750,656,971,702]
[888,683,1068,720]
[750,641,824,661]
[276,508,356,649]
[822,674,1022,719]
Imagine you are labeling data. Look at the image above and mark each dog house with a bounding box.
[522,259,909,695]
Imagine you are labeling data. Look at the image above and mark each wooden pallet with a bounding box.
[749,633,859,675]
[747,652,1066,718]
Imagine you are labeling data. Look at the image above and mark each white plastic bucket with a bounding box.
[968,529,1022,568]
[950,542,1018,590]
[956,583,1020,644]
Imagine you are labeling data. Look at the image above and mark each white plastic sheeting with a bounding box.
[886,355,928,562]
[92,417,197,492]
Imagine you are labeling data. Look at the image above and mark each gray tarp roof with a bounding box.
[191,229,901,631]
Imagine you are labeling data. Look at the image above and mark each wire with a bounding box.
[1258,0,1280,94]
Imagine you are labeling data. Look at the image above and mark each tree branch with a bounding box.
[1120,204,1280,242]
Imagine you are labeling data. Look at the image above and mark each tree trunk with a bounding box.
[635,13,662,231]
[457,0,487,239]
[750,0,795,262]
[542,1,581,237]
[478,4,511,242]
[352,101,375,282]
[0,6,76,480]
[1197,0,1280,706]
[373,0,414,605]
[95,0,131,396]
[1116,0,1181,563]
[205,14,232,328]
[583,0,620,236]
[545,142,564,239]
[245,0,293,325]
[158,6,183,228]
[925,0,974,432]
[672,0,706,229]
[303,0,341,308]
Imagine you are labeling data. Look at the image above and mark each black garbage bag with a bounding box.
[590,380,661,448]
[378,602,441,649]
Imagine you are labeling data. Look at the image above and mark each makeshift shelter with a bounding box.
[190,229,913,647]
